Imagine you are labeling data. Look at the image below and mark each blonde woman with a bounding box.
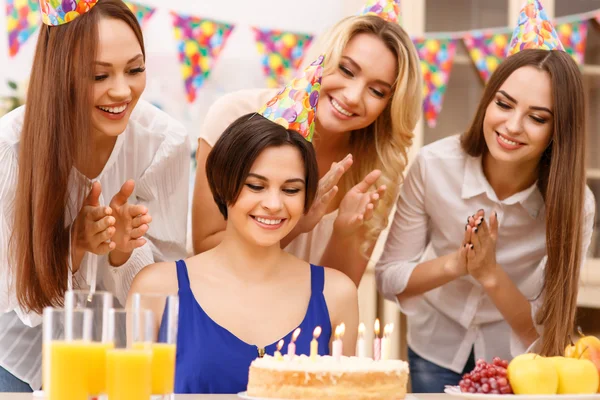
[192,14,422,285]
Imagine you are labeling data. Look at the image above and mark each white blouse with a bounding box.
[376,135,596,373]
[0,100,191,389]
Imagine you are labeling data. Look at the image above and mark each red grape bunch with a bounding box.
[459,357,513,395]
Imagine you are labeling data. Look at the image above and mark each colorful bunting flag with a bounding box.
[171,12,234,103]
[6,0,39,57]
[413,38,457,128]
[463,30,511,83]
[556,20,588,66]
[252,28,314,88]
[124,1,155,29]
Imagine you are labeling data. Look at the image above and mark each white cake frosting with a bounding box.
[251,354,409,374]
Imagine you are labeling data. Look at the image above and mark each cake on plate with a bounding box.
[246,354,409,399]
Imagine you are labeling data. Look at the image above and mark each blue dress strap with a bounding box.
[175,259,191,292]
[310,264,325,293]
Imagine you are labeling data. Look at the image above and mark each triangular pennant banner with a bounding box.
[124,1,156,29]
[6,0,40,57]
[463,30,511,83]
[556,20,588,66]
[171,12,234,103]
[413,38,457,128]
[252,28,314,88]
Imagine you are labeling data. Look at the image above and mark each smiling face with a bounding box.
[227,145,307,248]
[483,66,554,168]
[91,17,146,140]
[316,33,397,136]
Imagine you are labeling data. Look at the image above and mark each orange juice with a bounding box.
[106,348,152,400]
[46,341,90,400]
[86,341,114,395]
[134,342,176,394]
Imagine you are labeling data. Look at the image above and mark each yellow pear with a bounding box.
[507,355,558,395]
[550,356,599,394]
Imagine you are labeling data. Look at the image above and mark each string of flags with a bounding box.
[4,1,600,126]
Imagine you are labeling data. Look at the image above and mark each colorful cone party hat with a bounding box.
[507,0,565,56]
[257,55,324,142]
[40,0,98,26]
[358,0,400,24]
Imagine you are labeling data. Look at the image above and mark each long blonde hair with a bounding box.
[318,15,422,254]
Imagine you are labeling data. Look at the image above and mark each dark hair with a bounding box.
[206,113,319,219]
[461,49,586,357]
[11,0,144,313]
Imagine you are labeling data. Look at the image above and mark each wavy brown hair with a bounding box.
[461,49,586,356]
[10,0,144,313]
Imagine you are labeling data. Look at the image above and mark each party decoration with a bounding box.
[252,27,313,88]
[463,30,511,82]
[171,12,234,103]
[555,20,588,65]
[413,37,457,128]
[6,0,39,57]
[124,1,156,29]
[507,0,565,56]
[39,0,97,26]
[258,55,324,142]
[358,0,400,24]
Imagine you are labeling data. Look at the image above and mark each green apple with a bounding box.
[507,355,558,395]
[550,356,599,394]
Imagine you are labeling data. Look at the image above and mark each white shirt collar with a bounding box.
[461,155,544,219]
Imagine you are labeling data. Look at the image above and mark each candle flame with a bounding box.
[313,326,322,339]
[358,322,365,338]
[339,323,345,337]
[291,327,301,342]
[384,324,393,337]
[276,339,284,351]
[374,318,380,336]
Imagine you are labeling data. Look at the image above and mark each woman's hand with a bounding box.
[333,169,386,238]
[71,182,115,271]
[294,154,353,234]
[108,180,152,265]
[466,211,500,287]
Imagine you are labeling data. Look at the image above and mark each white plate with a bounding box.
[445,385,600,399]
[238,392,419,400]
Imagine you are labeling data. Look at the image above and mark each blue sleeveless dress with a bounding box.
[173,259,332,394]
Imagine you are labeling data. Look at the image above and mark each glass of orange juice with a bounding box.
[106,308,154,400]
[131,293,179,399]
[42,307,93,400]
[65,290,114,397]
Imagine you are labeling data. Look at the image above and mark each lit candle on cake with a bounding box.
[356,323,366,358]
[373,319,381,361]
[274,339,284,360]
[310,326,322,360]
[332,323,345,361]
[381,324,393,360]
[287,328,301,358]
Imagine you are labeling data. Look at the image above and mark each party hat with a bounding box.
[40,0,98,26]
[358,0,400,24]
[507,0,565,56]
[257,55,324,142]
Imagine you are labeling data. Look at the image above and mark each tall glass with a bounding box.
[105,308,154,400]
[131,293,179,398]
[65,290,114,396]
[42,307,92,400]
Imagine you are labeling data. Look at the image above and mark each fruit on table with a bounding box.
[549,356,599,394]
[459,357,513,394]
[507,354,558,395]
[566,328,600,393]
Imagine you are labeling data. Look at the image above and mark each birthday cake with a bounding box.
[246,354,409,399]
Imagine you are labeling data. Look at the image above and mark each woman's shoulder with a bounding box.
[129,260,180,295]
[129,100,189,144]
[0,105,25,147]
[322,266,357,301]
[199,88,280,147]
[418,134,466,161]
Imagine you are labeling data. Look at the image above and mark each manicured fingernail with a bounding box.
[470,244,474,249]
[474,227,478,233]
